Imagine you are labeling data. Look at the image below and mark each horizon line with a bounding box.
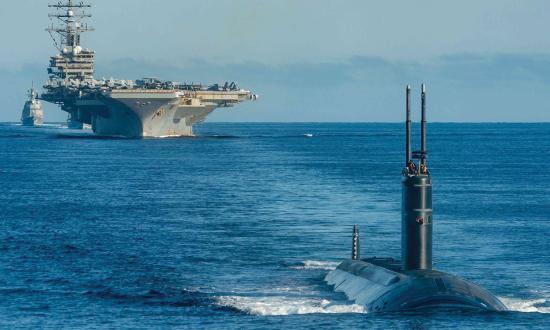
[2,121,549,125]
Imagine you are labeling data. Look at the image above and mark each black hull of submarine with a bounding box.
[325,258,507,312]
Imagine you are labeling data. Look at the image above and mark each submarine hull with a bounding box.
[325,258,507,312]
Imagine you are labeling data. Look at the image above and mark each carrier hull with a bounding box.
[45,88,254,138]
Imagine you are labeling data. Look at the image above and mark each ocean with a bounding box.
[0,123,548,329]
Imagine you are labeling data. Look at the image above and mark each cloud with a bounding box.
[433,54,550,85]
[1,54,550,122]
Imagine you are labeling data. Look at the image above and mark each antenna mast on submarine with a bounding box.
[402,84,432,271]
[405,85,411,165]
[420,84,427,167]
[351,225,360,260]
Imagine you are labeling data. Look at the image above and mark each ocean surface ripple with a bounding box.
[0,123,548,329]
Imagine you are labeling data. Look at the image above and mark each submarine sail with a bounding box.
[325,84,507,312]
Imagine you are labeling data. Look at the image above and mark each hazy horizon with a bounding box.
[1,0,550,122]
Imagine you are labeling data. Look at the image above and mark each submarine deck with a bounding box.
[326,258,508,312]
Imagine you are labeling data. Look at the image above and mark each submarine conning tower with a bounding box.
[402,84,432,271]
[325,84,508,312]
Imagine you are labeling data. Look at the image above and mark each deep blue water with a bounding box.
[0,122,548,329]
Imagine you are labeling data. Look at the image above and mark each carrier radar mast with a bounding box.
[45,1,96,128]
[46,1,95,82]
[47,0,94,52]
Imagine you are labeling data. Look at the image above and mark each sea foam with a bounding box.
[290,260,339,271]
[216,295,366,316]
[499,297,550,314]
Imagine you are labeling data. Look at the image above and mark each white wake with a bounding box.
[217,295,549,315]
[216,295,366,316]
[290,260,339,271]
[499,297,550,314]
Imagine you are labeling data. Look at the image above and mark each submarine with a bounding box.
[325,84,508,312]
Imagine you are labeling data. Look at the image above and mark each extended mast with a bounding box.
[46,0,95,81]
[402,84,432,271]
[47,0,93,51]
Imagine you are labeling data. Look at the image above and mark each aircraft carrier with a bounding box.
[40,0,257,137]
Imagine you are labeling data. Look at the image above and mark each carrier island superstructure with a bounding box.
[41,0,257,137]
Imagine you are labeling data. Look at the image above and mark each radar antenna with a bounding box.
[45,0,95,81]
[46,0,94,52]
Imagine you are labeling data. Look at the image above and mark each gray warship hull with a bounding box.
[21,115,42,127]
[21,91,43,127]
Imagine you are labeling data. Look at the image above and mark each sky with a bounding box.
[0,0,549,122]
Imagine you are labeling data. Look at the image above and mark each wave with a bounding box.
[54,133,123,140]
[290,260,339,271]
[499,297,550,314]
[4,123,65,129]
[218,295,550,315]
[156,134,185,139]
[0,134,34,138]
[215,295,366,316]
[82,287,209,307]
[39,123,65,128]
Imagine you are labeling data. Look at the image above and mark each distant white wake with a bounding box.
[216,296,366,316]
[290,260,339,271]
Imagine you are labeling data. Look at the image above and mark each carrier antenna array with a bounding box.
[46,1,94,52]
